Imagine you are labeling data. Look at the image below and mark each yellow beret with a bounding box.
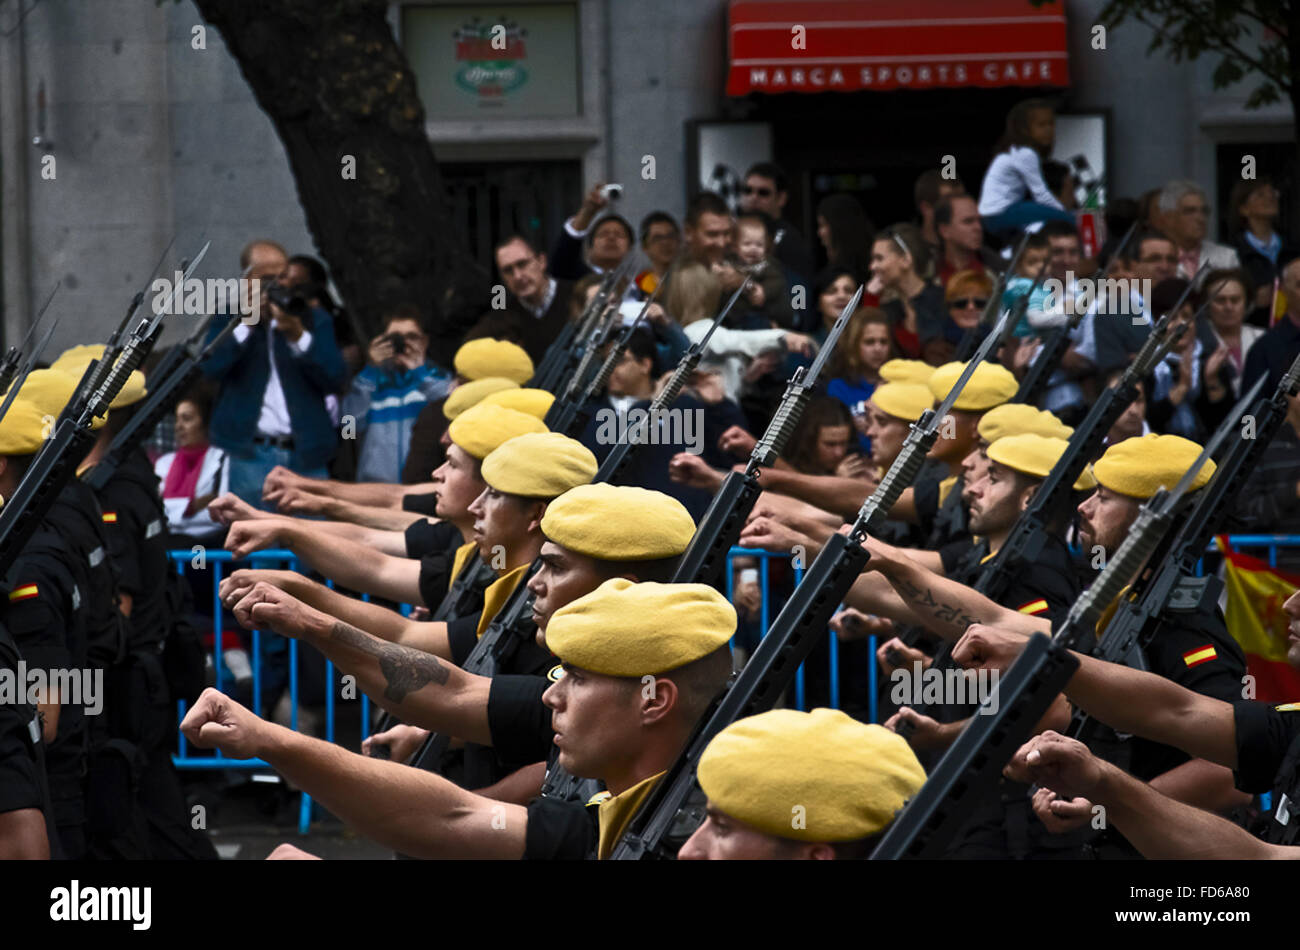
[481,387,555,420]
[927,361,1018,412]
[446,402,547,460]
[987,434,1096,492]
[547,578,735,677]
[12,369,105,431]
[444,377,519,420]
[1092,433,1215,500]
[977,404,1072,444]
[697,709,926,843]
[541,484,695,560]
[879,359,934,385]
[870,383,933,423]
[454,338,534,384]
[50,350,148,410]
[481,432,597,498]
[0,399,51,455]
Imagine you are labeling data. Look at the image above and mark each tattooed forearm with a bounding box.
[893,576,980,631]
[329,621,449,703]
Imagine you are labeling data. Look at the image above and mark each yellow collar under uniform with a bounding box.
[450,542,476,585]
[596,771,663,860]
[476,563,530,637]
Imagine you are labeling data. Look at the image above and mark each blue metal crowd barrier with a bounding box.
[169,535,1300,833]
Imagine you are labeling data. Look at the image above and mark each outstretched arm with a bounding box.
[1006,732,1293,860]
[181,689,526,859]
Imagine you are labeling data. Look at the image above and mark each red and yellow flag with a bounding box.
[1218,542,1300,701]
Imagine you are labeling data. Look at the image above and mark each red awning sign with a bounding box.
[727,0,1070,95]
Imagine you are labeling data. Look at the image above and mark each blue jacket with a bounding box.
[200,309,347,471]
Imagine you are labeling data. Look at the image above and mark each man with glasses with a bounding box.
[342,306,453,484]
[548,181,635,281]
[1084,230,1180,376]
[740,162,816,283]
[1154,179,1239,286]
[469,235,575,364]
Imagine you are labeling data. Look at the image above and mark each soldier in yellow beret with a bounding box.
[879,358,935,386]
[850,431,1247,859]
[181,579,736,860]
[442,377,519,421]
[0,399,95,857]
[230,484,700,816]
[479,386,555,421]
[679,709,926,859]
[453,338,534,385]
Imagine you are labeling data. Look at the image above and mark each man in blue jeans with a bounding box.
[201,240,347,510]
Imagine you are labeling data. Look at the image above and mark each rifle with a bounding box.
[954,233,1030,362]
[0,296,171,579]
[533,255,635,394]
[543,255,637,416]
[610,310,1012,859]
[1068,369,1278,746]
[1013,221,1138,405]
[0,283,60,399]
[670,286,863,591]
[590,274,753,486]
[556,260,677,438]
[0,315,62,428]
[868,420,1225,858]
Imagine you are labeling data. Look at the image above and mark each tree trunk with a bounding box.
[190,0,487,353]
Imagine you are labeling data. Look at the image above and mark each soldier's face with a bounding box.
[529,543,609,645]
[960,444,991,499]
[678,806,829,860]
[966,461,1025,536]
[467,487,539,564]
[864,402,909,470]
[542,667,641,778]
[1284,591,1300,669]
[430,444,484,523]
[1077,486,1141,558]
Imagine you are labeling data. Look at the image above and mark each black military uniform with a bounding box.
[0,618,58,856]
[1232,698,1300,845]
[90,446,217,860]
[0,523,89,859]
[927,533,1084,859]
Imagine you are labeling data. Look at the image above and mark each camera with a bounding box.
[384,332,408,357]
[601,183,623,201]
[266,281,310,315]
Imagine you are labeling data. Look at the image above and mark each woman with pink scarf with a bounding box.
[153,391,228,544]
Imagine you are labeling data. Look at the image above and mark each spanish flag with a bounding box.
[8,584,38,602]
[1218,541,1300,701]
[1017,598,1049,616]
[101,511,117,524]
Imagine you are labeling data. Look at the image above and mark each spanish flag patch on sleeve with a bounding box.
[1017,598,1049,616]
[101,512,117,524]
[1182,644,1218,668]
[1275,702,1300,713]
[8,584,38,602]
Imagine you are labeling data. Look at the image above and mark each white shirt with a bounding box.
[682,321,788,402]
[154,446,229,536]
[233,323,313,437]
[978,146,1065,217]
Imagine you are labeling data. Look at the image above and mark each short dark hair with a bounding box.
[1041,159,1072,200]
[588,214,634,248]
[934,193,976,229]
[178,386,214,429]
[494,232,542,257]
[1039,219,1080,241]
[383,303,427,335]
[639,211,680,243]
[744,162,788,194]
[685,192,732,228]
[1024,231,1052,253]
[1202,267,1254,302]
[288,254,329,288]
[1125,229,1175,263]
[590,553,679,585]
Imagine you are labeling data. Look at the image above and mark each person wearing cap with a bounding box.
[220,403,546,618]
[257,337,534,525]
[180,579,735,860]
[679,709,926,859]
[56,354,221,860]
[198,267,346,510]
[0,399,91,858]
[858,433,1250,857]
[341,306,453,485]
[227,484,697,808]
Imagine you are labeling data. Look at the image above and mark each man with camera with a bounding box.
[200,239,347,509]
[342,305,453,484]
